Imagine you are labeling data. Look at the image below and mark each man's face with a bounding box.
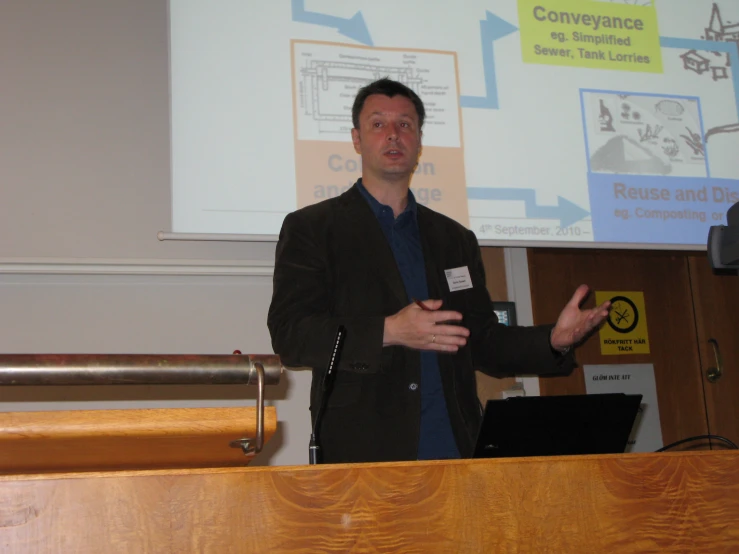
[351,94,422,183]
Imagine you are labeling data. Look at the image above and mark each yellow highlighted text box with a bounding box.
[518,0,662,73]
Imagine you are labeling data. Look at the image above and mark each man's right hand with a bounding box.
[383,299,469,352]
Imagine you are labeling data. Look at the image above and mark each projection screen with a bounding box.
[169,0,739,248]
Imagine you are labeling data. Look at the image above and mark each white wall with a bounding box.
[0,0,275,262]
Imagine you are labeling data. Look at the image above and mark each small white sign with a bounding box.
[444,266,473,292]
[583,364,663,453]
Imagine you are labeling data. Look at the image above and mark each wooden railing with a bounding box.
[0,354,283,472]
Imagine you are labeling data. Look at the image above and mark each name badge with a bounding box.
[444,266,473,292]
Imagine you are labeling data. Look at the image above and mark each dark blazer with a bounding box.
[268,184,575,463]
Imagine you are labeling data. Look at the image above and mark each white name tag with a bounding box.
[444,266,473,292]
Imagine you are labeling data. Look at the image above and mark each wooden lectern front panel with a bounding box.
[0,451,738,552]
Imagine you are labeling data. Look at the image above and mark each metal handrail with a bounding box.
[0,354,282,386]
[0,353,283,455]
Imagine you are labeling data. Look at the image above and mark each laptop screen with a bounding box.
[473,393,642,458]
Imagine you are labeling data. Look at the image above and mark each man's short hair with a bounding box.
[352,78,425,130]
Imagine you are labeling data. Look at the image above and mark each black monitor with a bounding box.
[473,393,643,458]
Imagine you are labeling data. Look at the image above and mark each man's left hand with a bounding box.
[550,284,610,352]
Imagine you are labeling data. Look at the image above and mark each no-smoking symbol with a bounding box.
[607,296,639,334]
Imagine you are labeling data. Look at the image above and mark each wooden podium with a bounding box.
[1,451,738,552]
[1,356,738,551]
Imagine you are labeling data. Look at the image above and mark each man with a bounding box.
[268,78,608,463]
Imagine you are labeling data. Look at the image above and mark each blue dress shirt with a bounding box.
[356,179,460,460]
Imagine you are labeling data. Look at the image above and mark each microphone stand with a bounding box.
[309,325,346,465]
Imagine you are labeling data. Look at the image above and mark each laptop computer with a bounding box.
[472,393,643,458]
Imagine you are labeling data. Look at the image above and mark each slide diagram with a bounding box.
[580,1,739,244]
[292,42,468,223]
[295,56,425,138]
[169,0,739,245]
[287,0,739,245]
[294,47,460,146]
[583,91,707,178]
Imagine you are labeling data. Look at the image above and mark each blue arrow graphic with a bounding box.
[460,11,518,110]
[467,187,590,228]
[660,36,739,123]
[292,0,373,46]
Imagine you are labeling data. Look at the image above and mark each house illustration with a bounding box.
[704,3,739,43]
[681,3,737,80]
[680,50,710,74]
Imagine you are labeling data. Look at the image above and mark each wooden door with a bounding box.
[688,254,739,447]
[527,249,710,450]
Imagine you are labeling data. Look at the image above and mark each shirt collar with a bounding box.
[355,178,418,221]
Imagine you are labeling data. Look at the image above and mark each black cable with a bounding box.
[655,434,738,452]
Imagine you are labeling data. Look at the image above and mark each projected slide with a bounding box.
[170,0,739,247]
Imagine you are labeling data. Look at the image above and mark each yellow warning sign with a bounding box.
[596,291,650,355]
